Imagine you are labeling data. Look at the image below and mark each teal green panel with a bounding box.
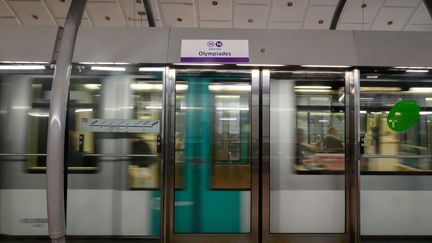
[174,76,242,233]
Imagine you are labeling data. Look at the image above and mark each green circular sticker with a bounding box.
[387,100,420,132]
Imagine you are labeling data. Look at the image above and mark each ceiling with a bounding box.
[0,0,431,31]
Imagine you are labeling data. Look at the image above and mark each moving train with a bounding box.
[1,26,432,242]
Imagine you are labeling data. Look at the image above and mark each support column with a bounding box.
[46,1,87,242]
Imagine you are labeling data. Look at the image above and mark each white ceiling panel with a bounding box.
[269,21,302,29]
[44,0,71,18]
[303,5,335,29]
[8,0,54,25]
[270,0,309,22]
[340,0,385,24]
[236,0,269,4]
[200,20,231,28]
[161,3,195,27]
[0,17,18,25]
[86,1,126,27]
[410,3,432,25]
[198,0,232,21]
[234,4,269,28]
[371,7,416,30]
[0,1,13,16]
[384,0,421,8]
[338,22,371,30]
[405,24,432,31]
[57,17,91,27]
[309,0,338,6]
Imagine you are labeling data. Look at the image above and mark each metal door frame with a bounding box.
[162,68,260,243]
[260,69,361,243]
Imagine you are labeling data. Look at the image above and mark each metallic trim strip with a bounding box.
[345,70,360,243]
[261,69,271,242]
[251,69,260,242]
[164,68,176,243]
[45,1,87,242]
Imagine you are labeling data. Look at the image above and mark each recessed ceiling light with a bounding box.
[387,20,393,25]
[248,18,254,23]
[287,2,293,7]
[105,16,111,21]
[177,17,183,22]
[32,15,39,20]
[318,19,324,24]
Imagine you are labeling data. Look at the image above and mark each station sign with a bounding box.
[82,118,159,133]
[181,39,249,63]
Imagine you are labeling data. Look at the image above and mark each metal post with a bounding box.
[46,1,87,242]
[163,68,176,243]
[345,69,361,243]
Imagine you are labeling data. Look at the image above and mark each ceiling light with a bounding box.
[220,117,237,121]
[360,87,401,92]
[145,106,162,110]
[75,108,93,113]
[295,89,333,93]
[394,66,432,69]
[28,112,49,117]
[215,95,240,98]
[301,65,351,68]
[409,87,432,93]
[0,65,46,70]
[360,111,367,114]
[209,85,251,92]
[294,86,332,89]
[84,84,101,90]
[406,70,429,73]
[91,66,126,71]
[130,83,163,90]
[176,84,188,91]
[420,111,432,115]
[139,67,165,72]
[216,107,249,111]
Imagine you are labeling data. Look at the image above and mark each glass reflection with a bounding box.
[360,71,432,172]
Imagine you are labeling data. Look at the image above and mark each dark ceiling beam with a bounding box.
[330,0,348,30]
[143,0,156,27]
[424,0,432,20]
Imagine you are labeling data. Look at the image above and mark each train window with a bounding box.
[360,70,432,173]
[269,71,346,233]
[0,64,53,235]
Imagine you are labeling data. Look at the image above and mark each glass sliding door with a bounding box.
[360,69,432,242]
[262,70,349,242]
[167,69,259,243]
[65,64,164,239]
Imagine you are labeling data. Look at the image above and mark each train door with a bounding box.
[65,65,165,239]
[261,69,357,242]
[164,68,260,243]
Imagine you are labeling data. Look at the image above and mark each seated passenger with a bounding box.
[322,127,344,153]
